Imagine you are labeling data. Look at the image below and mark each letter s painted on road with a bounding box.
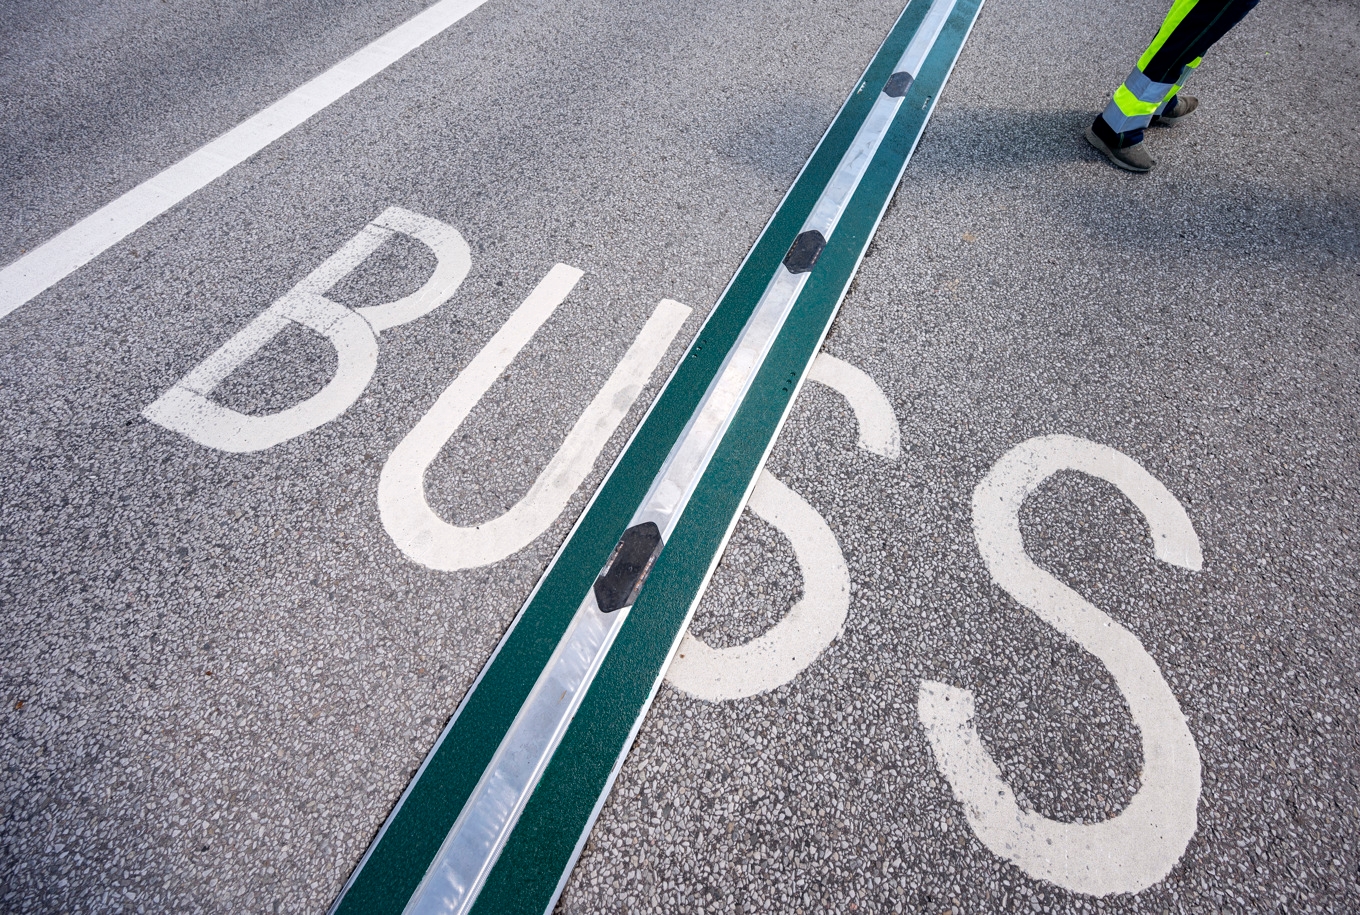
[918,434,1203,896]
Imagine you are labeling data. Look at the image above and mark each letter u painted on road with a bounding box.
[379,266,691,571]
[918,434,1203,896]
[142,207,471,452]
[142,206,692,572]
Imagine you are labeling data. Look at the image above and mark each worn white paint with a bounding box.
[666,470,850,702]
[379,267,690,571]
[143,207,469,452]
[918,433,1202,896]
[299,205,472,332]
[808,352,900,459]
[0,0,491,320]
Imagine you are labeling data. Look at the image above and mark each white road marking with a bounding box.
[303,206,472,333]
[666,351,898,700]
[918,434,1203,896]
[143,207,469,452]
[666,469,850,702]
[0,0,490,321]
[808,352,901,459]
[379,267,691,571]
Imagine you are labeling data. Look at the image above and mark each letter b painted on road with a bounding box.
[143,206,470,453]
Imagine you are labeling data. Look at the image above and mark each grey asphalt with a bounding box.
[2,0,1358,912]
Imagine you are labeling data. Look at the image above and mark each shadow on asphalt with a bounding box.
[913,106,1360,262]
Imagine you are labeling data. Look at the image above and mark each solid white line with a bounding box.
[0,0,491,322]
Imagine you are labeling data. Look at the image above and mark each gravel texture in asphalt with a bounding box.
[557,0,1360,912]
[1,0,1357,911]
[1,0,910,910]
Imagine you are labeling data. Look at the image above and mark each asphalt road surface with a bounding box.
[2,0,1358,912]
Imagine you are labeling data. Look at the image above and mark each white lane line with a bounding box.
[0,0,490,322]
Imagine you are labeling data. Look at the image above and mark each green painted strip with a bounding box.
[473,3,984,912]
[332,1,982,911]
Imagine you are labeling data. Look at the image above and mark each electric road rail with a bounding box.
[331,0,984,911]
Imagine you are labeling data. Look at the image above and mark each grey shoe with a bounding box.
[1084,124,1155,173]
[1152,94,1199,125]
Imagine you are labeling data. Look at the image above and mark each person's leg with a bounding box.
[1141,0,1260,84]
[1146,0,1260,119]
[1150,60,1201,122]
[1087,0,1259,170]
